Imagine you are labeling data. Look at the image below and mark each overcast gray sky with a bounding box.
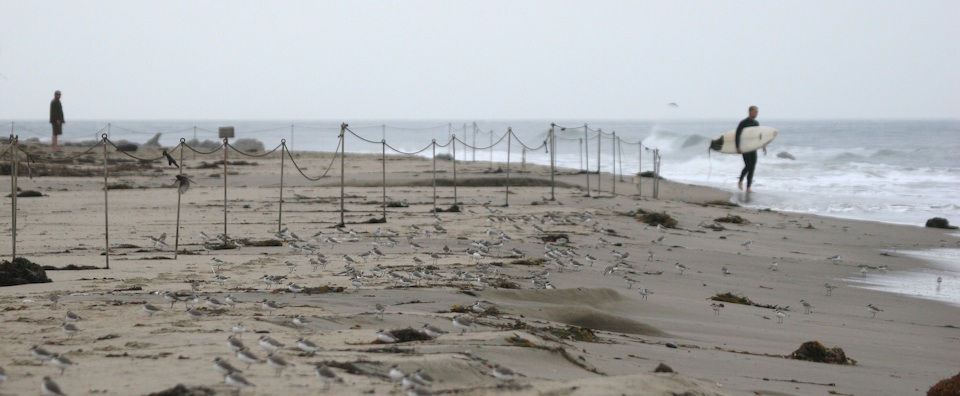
[1,1,957,120]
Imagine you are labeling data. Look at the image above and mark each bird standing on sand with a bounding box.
[801,300,813,314]
[675,263,688,275]
[824,283,838,296]
[42,376,68,396]
[867,304,883,318]
[775,310,788,323]
[711,303,724,315]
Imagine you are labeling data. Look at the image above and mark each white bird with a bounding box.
[258,335,284,355]
[741,240,753,250]
[389,364,405,382]
[867,304,883,318]
[267,355,293,377]
[375,303,386,320]
[638,287,653,301]
[827,254,842,264]
[142,302,163,316]
[768,262,779,271]
[775,310,788,323]
[801,299,813,314]
[376,329,397,343]
[675,263,688,275]
[422,324,448,338]
[452,315,474,334]
[860,267,868,277]
[316,365,342,389]
[491,363,517,380]
[297,338,319,355]
[711,303,724,315]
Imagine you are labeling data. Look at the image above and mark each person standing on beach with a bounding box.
[736,105,766,193]
[50,90,64,152]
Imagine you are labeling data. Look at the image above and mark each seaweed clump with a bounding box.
[715,214,750,224]
[550,325,597,342]
[636,211,677,229]
[928,371,960,396]
[790,341,856,365]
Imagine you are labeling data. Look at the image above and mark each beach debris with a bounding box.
[714,214,750,224]
[927,370,960,396]
[789,341,856,365]
[636,210,678,229]
[0,258,53,286]
[776,151,796,160]
[925,217,958,229]
[653,363,674,373]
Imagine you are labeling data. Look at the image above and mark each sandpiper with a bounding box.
[236,348,262,369]
[31,345,55,363]
[51,354,75,375]
[287,282,303,298]
[638,287,653,301]
[231,323,246,337]
[163,291,181,308]
[227,335,247,351]
[49,294,61,310]
[267,355,293,376]
[867,304,883,318]
[452,315,474,334]
[258,335,284,355]
[824,283,838,296]
[185,308,204,320]
[261,299,280,315]
[413,369,435,386]
[205,296,225,309]
[41,376,67,396]
[375,303,386,320]
[775,310,788,324]
[801,300,813,314]
[377,329,398,343]
[292,314,309,328]
[64,311,82,323]
[142,302,163,316]
[61,322,80,338]
[711,303,724,315]
[422,324,448,338]
[296,337,319,355]
[675,263,688,275]
[225,371,255,394]
[213,357,242,375]
[316,365,342,389]
[225,294,241,307]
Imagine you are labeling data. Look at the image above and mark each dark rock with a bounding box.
[926,217,958,229]
[654,363,674,373]
[790,341,855,365]
[776,151,796,160]
[0,257,53,286]
[665,342,678,349]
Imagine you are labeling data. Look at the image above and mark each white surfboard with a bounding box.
[709,126,778,154]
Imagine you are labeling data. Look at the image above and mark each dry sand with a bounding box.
[1,143,957,396]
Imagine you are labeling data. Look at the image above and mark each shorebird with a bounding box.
[61,323,80,338]
[824,283,838,296]
[937,276,943,288]
[316,365,342,390]
[258,336,284,355]
[213,357,242,377]
[375,303,386,320]
[675,263,688,275]
[647,250,655,261]
[638,287,653,301]
[205,296,225,309]
[376,329,397,343]
[741,240,753,250]
[48,294,60,309]
[163,291,181,308]
[185,308,204,320]
[142,302,163,316]
[801,299,813,314]
[775,310,788,323]
[64,311,82,323]
[51,354,75,376]
[292,314,309,328]
[711,303,724,315]
[227,335,246,351]
[422,324,448,338]
[827,254,842,264]
[224,371,255,394]
[768,261,779,271]
[42,376,68,396]
[236,348,261,369]
[287,282,303,298]
[267,355,293,376]
[297,338,319,355]
[225,294,242,307]
[31,345,55,363]
[389,364,405,382]
[860,267,868,277]
[721,266,731,276]
[261,299,280,315]
[452,315,474,334]
[413,369,435,386]
[867,304,883,318]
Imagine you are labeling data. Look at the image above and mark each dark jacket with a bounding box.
[50,99,64,124]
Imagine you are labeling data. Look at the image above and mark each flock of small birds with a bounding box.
[4,191,950,395]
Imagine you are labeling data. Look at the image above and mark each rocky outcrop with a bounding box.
[0,257,53,286]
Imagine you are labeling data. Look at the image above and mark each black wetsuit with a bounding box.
[735,117,759,188]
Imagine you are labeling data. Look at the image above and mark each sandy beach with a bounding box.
[1,142,957,396]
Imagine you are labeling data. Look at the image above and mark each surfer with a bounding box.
[736,105,766,193]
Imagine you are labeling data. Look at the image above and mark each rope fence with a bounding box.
[2,121,662,267]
